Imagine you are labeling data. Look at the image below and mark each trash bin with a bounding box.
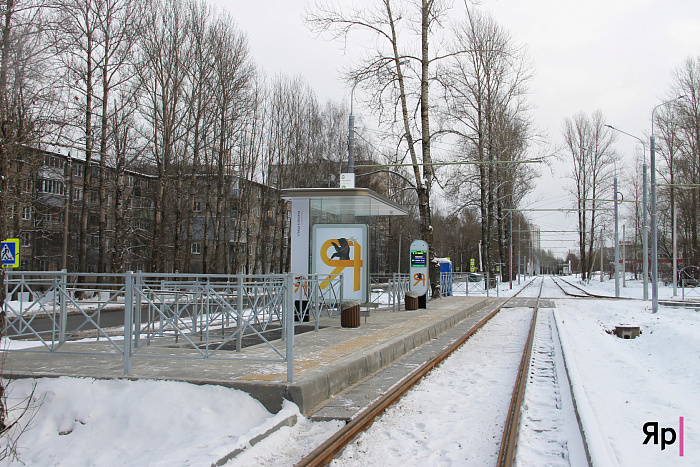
[405,291,419,310]
[341,300,361,328]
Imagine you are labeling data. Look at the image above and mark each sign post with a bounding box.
[1,238,20,268]
[409,239,429,308]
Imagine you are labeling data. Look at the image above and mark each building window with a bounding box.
[73,187,83,201]
[73,164,83,177]
[22,206,31,220]
[20,231,31,247]
[193,200,202,212]
[191,242,201,254]
[39,179,65,195]
[127,175,134,187]
[23,179,33,193]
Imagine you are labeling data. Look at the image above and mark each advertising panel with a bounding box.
[312,224,368,302]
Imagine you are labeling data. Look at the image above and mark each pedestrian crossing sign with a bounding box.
[1,238,20,268]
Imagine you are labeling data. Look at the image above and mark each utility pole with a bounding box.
[622,224,626,288]
[600,229,604,282]
[518,218,521,285]
[509,211,513,289]
[605,124,649,299]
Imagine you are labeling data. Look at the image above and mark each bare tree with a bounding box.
[208,12,253,273]
[562,110,617,281]
[0,0,58,456]
[55,0,103,276]
[92,0,144,274]
[306,0,450,296]
[139,0,192,272]
[441,8,535,280]
[657,56,700,271]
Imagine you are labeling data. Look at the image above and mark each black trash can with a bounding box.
[341,300,361,328]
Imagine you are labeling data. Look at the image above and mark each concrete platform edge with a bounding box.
[289,298,493,415]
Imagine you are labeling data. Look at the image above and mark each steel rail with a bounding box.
[550,276,591,298]
[554,276,630,300]
[296,278,539,466]
[496,278,544,466]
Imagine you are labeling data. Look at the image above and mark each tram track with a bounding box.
[296,279,540,466]
[550,275,622,299]
[496,278,543,466]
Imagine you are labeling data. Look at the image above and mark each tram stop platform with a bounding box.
[2,296,505,417]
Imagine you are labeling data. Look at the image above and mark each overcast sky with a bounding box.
[215,0,700,253]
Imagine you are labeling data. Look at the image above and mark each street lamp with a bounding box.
[606,124,648,300]
[650,95,686,313]
[614,166,620,297]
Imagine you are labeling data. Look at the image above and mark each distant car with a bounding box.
[467,273,483,282]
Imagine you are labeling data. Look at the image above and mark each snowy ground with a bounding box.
[1,275,698,466]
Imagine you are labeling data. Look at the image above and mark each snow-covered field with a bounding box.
[1,275,698,466]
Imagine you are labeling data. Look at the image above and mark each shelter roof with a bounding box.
[281,188,408,217]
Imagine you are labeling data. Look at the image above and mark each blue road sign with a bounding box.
[1,238,20,268]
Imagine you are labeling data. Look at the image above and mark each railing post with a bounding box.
[286,273,295,383]
[282,277,288,342]
[314,274,320,331]
[134,272,142,347]
[59,269,67,345]
[124,271,134,375]
[236,275,243,352]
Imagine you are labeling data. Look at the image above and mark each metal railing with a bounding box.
[370,273,410,312]
[681,278,700,300]
[440,272,499,297]
[292,273,343,329]
[2,270,344,383]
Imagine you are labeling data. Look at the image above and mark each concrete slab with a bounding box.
[2,296,504,415]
